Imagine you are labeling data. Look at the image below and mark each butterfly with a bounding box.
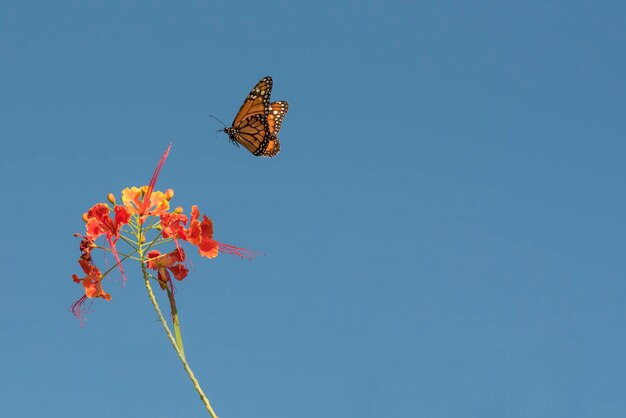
[221,76,289,157]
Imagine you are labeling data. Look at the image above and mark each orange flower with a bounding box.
[146,249,189,290]
[71,259,112,326]
[72,259,112,301]
[160,205,256,259]
[160,210,188,254]
[84,203,130,281]
[185,206,219,258]
[85,204,131,241]
[160,211,188,240]
[186,206,258,259]
[74,233,96,262]
[122,186,170,221]
[70,143,183,325]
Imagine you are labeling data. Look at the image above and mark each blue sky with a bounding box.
[1,1,625,417]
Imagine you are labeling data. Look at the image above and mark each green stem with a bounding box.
[140,258,218,417]
[143,230,164,254]
[100,250,137,278]
[165,285,185,358]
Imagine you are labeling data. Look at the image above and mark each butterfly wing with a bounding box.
[262,136,280,158]
[261,101,288,158]
[226,114,271,156]
[230,76,272,127]
[267,101,289,136]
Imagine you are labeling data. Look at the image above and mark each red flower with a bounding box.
[185,206,219,258]
[160,211,189,253]
[160,211,188,240]
[146,249,189,290]
[84,203,131,281]
[74,233,96,262]
[160,205,257,259]
[85,204,131,241]
[72,259,112,300]
[71,259,112,326]
[186,206,258,259]
[122,187,169,222]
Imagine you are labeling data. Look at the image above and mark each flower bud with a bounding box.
[107,193,116,205]
[165,188,175,200]
[174,206,184,214]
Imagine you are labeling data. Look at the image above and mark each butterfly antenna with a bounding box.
[209,115,227,132]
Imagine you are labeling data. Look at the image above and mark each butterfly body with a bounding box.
[221,76,288,158]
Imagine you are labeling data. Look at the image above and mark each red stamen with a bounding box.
[70,295,92,327]
[218,242,261,260]
[141,142,172,213]
[107,236,127,284]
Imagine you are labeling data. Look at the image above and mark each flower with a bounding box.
[72,259,112,301]
[85,204,131,241]
[70,143,256,327]
[74,233,96,262]
[185,206,258,259]
[70,143,178,325]
[185,206,219,258]
[146,249,189,291]
[71,259,112,326]
[84,203,131,281]
[160,210,189,253]
[160,205,257,259]
[122,186,170,222]
[160,211,188,239]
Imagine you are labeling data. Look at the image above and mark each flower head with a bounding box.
[70,143,256,326]
[146,249,189,291]
[84,203,130,281]
[122,186,170,222]
[72,259,112,301]
[160,205,255,259]
[71,259,112,326]
[85,203,131,242]
[160,210,189,254]
[185,206,219,258]
[74,234,96,262]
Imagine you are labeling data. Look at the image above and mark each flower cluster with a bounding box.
[71,145,254,325]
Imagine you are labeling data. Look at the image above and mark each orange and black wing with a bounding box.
[261,101,288,158]
[262,136,280,158]
[267,101,289,136]
[225,114,271,156]
[230,76,273,127]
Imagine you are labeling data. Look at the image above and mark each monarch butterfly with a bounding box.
[221,76,289,157]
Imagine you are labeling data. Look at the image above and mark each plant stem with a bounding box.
[140,256,219,417]
[166,287,186,358]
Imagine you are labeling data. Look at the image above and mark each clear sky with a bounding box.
[1,1,625,417]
